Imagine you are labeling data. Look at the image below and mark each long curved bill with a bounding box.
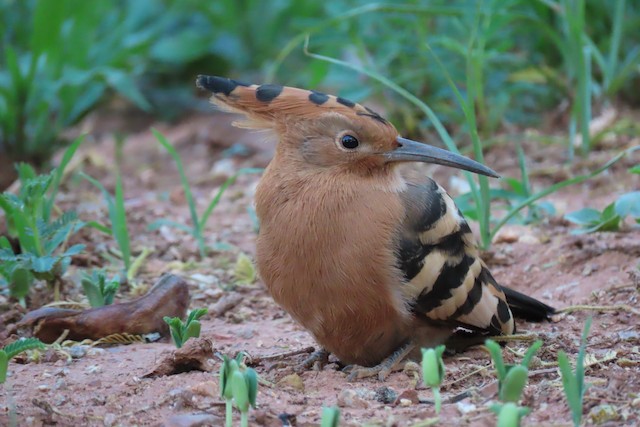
[385,137,500,178]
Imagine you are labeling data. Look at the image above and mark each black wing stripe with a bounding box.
[414,254,474,312]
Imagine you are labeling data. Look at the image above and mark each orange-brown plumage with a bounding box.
[197,75,554,378]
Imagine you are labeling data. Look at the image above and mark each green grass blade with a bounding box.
[606,0,625,89]
[44,135,84,223]
[490,148,633,241]
[152,129,202,253]
[113,169,131,272]
[576,316,592,403]
[198,168,263,232]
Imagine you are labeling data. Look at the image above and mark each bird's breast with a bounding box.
[254,167,411,365]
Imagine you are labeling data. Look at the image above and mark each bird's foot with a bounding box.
[343,342,415,382]
[297,348,330,372]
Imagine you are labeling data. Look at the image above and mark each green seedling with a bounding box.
[163,308,207,349]
[234,253,257,285]
[421,344,446,414]
[485,339,542,403]
[0,338,46,384]
[565,191,640,234]
[320,406,340,427]
[558,317,592,427]
[220,354,241,427]
[490,402,531,427]
[231,367,258,427]
[81,269,120,307]
[151,129,262,259]
[219,353,258,427]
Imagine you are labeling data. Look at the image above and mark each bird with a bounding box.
[196,75,555,380]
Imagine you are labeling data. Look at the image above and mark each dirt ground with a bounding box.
[1,108,639,427]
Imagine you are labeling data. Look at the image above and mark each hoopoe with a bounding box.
[196,75,554,380]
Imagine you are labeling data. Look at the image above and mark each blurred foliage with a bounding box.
[0,0,638,166]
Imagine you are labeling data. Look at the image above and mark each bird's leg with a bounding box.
[298,347,330,371]
[343,341,415,382]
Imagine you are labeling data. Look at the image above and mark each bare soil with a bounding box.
[1,110,639,427]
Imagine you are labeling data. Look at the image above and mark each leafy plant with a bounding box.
[0,338,46,384]
[150,129,262,258]
[0,1,152,166]
[220,354,241,427]
[320,406,340,427]
[565,191,640,233]
[421,345,446,414]
[81,269,120,307]
[0,173,85,302]
[558,317,592,427]
[163,308,208,349]
[485,339,542,403]
[219,352,258,427]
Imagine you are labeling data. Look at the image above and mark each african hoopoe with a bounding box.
[196,75,554,380]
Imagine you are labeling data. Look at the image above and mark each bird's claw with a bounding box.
[343,364,392,382]
[297,348,330,372]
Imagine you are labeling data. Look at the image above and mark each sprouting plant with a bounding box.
[490,402,531,427]
[485,339,542,403]
[0,138,85,302]
[231,366,258,427]
[558,317,592,427]
[163,308,207,349]
[234,253,257,285]
[150,129,262,259]
[81,269,120,307]
[320,406,341,427]
[219,353,258,427]
[565,191,640,234]
[421,345,446,414]
[220,354,241,427]
[0,338,46,384]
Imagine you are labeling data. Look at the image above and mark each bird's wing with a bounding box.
[397,178,518,335]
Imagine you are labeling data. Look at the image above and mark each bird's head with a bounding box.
[197,75,499,178]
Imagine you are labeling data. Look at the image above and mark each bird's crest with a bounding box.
[196,75,391,131]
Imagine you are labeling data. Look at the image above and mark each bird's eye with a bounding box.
[340,134,359,149]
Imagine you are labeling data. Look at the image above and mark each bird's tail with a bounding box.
[499,285,555,322]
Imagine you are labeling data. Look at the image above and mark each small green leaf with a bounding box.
[320,407,341,427]
[184,320,201,340]
[421,347,444,387]
[614,192,640,218]
[628,165,640,175]
[521,340,542,369]
[500,365,528,403]
[485,340,507,383]
[564,208,601,225]
[244,368,258,408]
[231,369,250,412]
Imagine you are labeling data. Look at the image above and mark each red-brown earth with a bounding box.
[1,107,639,426]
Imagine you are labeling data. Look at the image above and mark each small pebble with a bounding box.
[456,401,476,414]
[337,389,369,409]
[69,346,88,358]
[103,413,117,427]
[374,386,397,404]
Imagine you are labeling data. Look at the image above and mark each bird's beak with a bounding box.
[385,137,500,178]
